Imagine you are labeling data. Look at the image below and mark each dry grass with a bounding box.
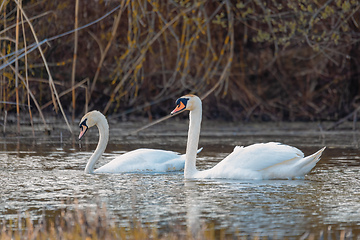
[0,204,358,240]
[1,0,360,129]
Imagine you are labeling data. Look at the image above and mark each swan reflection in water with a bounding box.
[183,178,317,238]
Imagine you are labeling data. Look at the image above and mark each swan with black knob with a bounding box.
[79,110,202,174]
[171,94,325,180]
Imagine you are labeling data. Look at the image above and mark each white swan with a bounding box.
[79,110,202,174]
[171,94,326,180]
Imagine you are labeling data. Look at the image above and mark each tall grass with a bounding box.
[1,0,360,129]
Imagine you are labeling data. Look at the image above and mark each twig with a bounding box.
[90,0,127,95]
[15,0,20,134]
[85,78,89,114]
[0,4,122,71]
[127,0,234,135]
[307,0,334,32]
[41,78,89,110]
[71,0,80,122]
[14,0,72,133]
[103,2,201,114]
[109,91,182,120]
[21,6,34,136]
[326,106,360,130]
[0,10,53,35]
[0,0,6,13]
[253,0,278,69]
[127,114,173,136]
[200,0,234,101]
[0,39,48,71]
[1,53,49,131]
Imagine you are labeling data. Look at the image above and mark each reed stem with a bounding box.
[71,0,79,122]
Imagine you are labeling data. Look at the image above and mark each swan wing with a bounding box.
[94,147,203,173]
[215,142,304,171]
[258,146,325,179]
[197,142,324,179]
[196,142,308,179]
[95,148,184,173]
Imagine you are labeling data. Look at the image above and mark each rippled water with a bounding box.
[1,121,360,238]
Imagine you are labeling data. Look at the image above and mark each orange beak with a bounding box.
[171,101,186,115]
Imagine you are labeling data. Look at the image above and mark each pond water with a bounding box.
[1,120,360,238]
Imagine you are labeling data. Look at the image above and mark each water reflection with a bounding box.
[0,132,360,238]
[182,178,317,237]
[184,180,201,237]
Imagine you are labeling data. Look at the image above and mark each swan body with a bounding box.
[171,94,326,180]
[94,148,188,173]
[79,110,201,174]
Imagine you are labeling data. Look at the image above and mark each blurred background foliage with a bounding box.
[1,0,360,123]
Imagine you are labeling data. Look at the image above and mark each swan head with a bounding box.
[79,110,103,140]
[171,94,201,115]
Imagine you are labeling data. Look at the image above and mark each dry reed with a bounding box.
[1,0,360,132]
[0,205,358,240]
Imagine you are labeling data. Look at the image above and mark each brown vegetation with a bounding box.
[0,205,358,240]
[1,0,360,130]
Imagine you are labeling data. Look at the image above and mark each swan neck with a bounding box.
[185,106,202,178]
[84,116,109,173]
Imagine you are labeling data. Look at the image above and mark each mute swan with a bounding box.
[171,94,326,180]
[79,110,202,174]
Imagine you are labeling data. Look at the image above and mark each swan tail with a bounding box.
[294,147,326,175]
[259,147,325,179]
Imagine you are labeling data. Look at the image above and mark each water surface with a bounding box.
[1,121,360,238]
